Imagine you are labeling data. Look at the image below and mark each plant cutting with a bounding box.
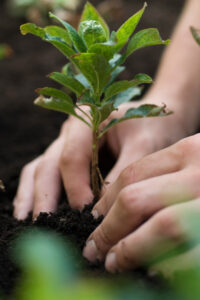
[20,2,171,200]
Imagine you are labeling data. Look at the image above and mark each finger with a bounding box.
[59,118,94,210]
[94,143,182,217]
[84,168,200,262]
[13,157,41,220]
[33,138,64,219]
[104,139,155,188]
[149,245,200,279]
[105,199,200,273]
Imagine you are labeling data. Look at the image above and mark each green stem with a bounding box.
[76,105,93,123]
[91,129,100,200]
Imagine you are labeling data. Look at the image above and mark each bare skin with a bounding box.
[82,0,200,274]
[83,134,200,272]
[13,0,200,276]
[13,100,188,220]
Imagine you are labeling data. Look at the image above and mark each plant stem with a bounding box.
[76,105,93,123]
[91,129,100,200]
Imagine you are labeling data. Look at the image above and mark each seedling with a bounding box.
[20,2,170,200]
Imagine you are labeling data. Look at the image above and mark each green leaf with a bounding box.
[73,53,111,99]
[104,73,152,101]
[134,73,153,83]
[35,94,91,127]
[20,23,45,38]
[61,63,91,90]
[79,96,95,106]
[191,27,200,45]
[49,72,86,97]
[116,2,147,45]
[75,74,90,89]
[80,2,109,40]
[88,41,120,60]
[20,23,76,60]
[109,54,122,68]
[44,25,72,46]
[79,20,107,48]
[110,31,117,42]
[126,28,170,58]
[99,104,171,137]
[62,63,74,76]
[99,102,116,123]
[34,95,76,116]
[36,87,74,104]
[49,40,76,60]
[112,87,142,108]
[124,104,169,118]
[105,66,125,89]
[49,12,87,52]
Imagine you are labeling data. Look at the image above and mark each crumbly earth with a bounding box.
[0,0,182,294]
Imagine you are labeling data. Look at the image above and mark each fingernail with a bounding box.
[83,240,98,262]
[105,252,117,273]
[14,210,27,221]
[32,213,38,222]
[92,209,99,219]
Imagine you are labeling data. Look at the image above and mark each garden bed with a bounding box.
[0,0,182,295]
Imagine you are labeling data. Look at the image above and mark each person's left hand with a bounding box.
[83,134,200,275]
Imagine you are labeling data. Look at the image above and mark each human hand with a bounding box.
[83,134,200,275]
[13,96,188,220]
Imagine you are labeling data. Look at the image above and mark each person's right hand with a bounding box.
[13,97,191,221]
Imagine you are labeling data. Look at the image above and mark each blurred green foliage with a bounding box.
[8,216,200,300]
[7,0,81,25]
[0,44,13,60]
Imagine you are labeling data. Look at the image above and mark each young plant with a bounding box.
[20,2,170,200]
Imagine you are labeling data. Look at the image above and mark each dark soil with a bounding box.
[0,0,183,295]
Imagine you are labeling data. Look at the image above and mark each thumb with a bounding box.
[59,119,94,210]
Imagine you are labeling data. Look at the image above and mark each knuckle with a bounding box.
[153,210,185,243]
[34,159,47,178]
[117,186,139,214]
[20,160,36,177]
[178,134,200,155]
[95,225,115,254]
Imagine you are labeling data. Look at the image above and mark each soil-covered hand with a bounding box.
[13,98,187,220]
[83,134,200,275]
